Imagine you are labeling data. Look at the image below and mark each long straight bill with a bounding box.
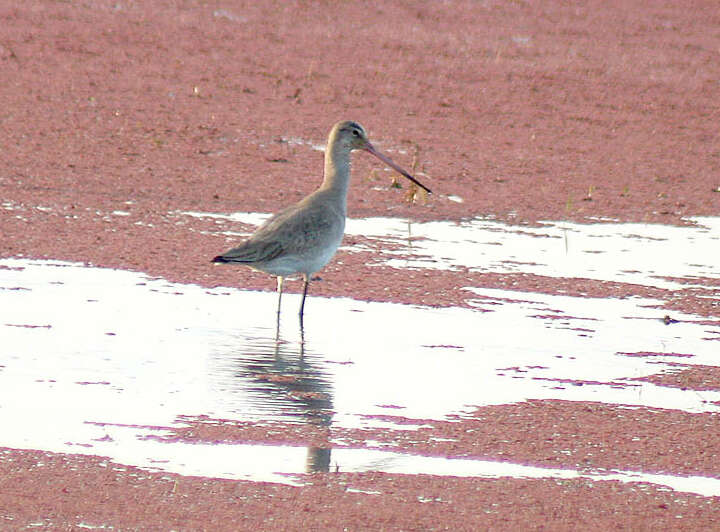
[365,143,432,194]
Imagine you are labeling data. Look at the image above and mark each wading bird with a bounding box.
[212,120,432,327]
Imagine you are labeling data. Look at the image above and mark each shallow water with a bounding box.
[182,211,720,290]
[1,215,719,494]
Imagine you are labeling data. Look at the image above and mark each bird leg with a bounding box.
[275,276,285,340]
[276,276,285,315]
[299,273,310,327]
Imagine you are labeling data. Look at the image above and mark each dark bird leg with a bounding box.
[299,273,310,328]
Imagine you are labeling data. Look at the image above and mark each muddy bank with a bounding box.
[1,0,719,529]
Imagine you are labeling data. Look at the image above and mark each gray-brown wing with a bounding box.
[212,239,284,264]
[213,194,342,264]
[257,203,341,257]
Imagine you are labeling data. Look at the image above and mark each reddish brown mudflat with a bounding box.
[2,1,719,529]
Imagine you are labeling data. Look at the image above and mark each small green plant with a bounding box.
[565,196,574,213]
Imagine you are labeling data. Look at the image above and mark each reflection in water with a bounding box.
[3,256,719,489]
[211,328,334,472]
[306,447,332,473]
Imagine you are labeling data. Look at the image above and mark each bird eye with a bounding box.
[352,129,360,137]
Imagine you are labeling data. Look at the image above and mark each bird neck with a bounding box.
[320,142,352,208]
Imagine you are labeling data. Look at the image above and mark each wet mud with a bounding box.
[2,1,720,529]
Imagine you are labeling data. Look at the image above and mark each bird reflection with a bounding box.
[211,326,334,473]
[275,302,305,355]
[306,446,332,473]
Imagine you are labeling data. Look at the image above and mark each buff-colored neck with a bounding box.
[320,133,353,212]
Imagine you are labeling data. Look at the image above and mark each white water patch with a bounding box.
[1,257,719,491]
[179,211,720,291]
[42,430,720,497]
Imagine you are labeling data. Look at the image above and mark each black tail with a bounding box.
[212,255,230,263]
